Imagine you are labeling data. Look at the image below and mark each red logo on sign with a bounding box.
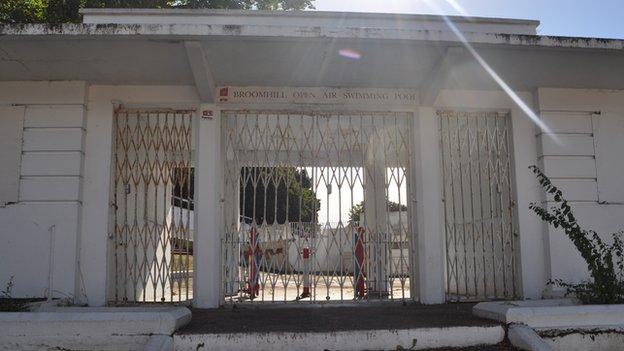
[219,87,229,102]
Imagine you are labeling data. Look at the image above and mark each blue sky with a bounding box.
[313,0,624,39]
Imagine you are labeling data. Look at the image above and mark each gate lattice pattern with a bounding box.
[439,110,518,301]
[111,109,194,303]
[223,111,414,303]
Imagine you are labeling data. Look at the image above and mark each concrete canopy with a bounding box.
[0,10,623,96]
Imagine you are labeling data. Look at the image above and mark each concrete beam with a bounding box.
[184,41,216,102]
[419,47,465,106]
[2,24,623,52]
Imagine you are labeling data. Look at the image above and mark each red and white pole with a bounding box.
[354,227,366,298]
[301,247,311,299]
[246,226,261,299]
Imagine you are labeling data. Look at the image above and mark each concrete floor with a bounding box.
[421,344,519,351]
[225,271,411,303]
[177,302,498,334]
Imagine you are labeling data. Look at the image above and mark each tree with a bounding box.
[348,201,408,226]
[1,0,46,23]
[240,167,320,225]
[1,0,315,23]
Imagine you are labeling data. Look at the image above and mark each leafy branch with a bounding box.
[529,165,624,304]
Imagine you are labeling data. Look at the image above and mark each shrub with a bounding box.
[0,276,28,312]
[529,165,624,304]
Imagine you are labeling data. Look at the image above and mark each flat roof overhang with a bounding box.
[0,23,623,94]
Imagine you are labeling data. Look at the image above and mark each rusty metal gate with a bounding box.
[222,111,414,303]
[110,108,194,303]
[439,110,519,301]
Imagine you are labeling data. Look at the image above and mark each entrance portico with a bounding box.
[1,9,624,311]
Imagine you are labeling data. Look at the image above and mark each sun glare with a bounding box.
[422,0,556,137]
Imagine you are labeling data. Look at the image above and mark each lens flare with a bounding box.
[442,0,471,17]
[422,0,555,137]
[339,48,362,60]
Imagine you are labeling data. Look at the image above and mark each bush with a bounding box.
[0,276,29,312]
[529,165,624,304]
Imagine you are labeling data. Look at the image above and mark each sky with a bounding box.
[313,0,624,39]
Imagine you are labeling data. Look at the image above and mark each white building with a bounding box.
[1,9,624,308]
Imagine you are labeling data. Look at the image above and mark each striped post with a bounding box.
[301,247,311,299]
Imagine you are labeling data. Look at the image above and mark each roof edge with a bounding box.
[79,8,541,26]
[0,23,622,51]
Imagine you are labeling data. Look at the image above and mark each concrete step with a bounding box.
[174,325,505,351]
[0,306,191,351]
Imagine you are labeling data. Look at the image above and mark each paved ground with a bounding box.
[224,272,411,303]
[420,342,519,350]
[178,302,499,334]
[422,342,519,350]
[422,344,519,351]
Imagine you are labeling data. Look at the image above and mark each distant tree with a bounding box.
[348,201,408,226]
[240,167,320,225]
[0,0,314,23]
[179,0,314,10]
[0,0,46,23]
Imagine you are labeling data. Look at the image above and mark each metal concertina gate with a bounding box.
[222,110,414,303]
[111,108,194,303]
[438,110,519,301]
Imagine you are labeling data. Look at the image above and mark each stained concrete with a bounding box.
[178,303,498,334]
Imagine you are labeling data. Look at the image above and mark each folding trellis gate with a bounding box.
[222,110,414,303]
[110,108,194,304]
[439,110,519,301]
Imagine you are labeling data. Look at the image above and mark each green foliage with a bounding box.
[348,201,408,226]
[46,0,84,23]
[0,0,46,23]
[1,0,314,23]
[240,167,320,225]
[1,276,28,312]
[529,165,624,304]
[177,0,314,10]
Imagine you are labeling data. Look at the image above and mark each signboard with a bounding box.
[217,86,418,106]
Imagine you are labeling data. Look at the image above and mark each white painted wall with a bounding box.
[0,83,200,304]
[2,82,621,306]
[537,88,624,287]
[0,81,87,299]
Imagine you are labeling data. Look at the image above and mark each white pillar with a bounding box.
[364,134,389,295]
[193,104,223,308]
[412,107,446,304]
[79,91,114,306]
[510,105,546,299]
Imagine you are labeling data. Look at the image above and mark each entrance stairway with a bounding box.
[173,303,505,351]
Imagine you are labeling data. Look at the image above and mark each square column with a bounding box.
[364,151,389,295]
[193,104,223,308]
[412,107,446,304]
